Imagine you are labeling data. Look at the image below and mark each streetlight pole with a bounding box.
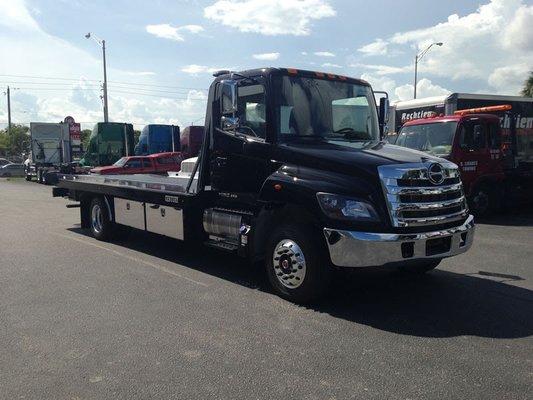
[414,42,443,99]
[85,32,109,122]
[6,86,11,135]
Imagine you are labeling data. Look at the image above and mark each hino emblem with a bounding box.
[427,163,445,185]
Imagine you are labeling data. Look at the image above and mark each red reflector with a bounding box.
[274,184,282,191]
[315,72,325,78]
[287,68,298,75]
[327,73,336,79]
[338,75,347,80]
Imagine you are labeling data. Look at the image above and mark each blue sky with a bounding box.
[0,0,532,129]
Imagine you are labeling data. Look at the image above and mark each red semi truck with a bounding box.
[395,104,533,215]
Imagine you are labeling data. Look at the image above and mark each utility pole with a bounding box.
[101,39,109,122]
[86,32,109,122]
[6,86,11,135]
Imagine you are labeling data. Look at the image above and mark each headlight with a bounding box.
[316,192,379,222]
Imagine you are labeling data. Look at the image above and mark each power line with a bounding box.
[0,81,206,95]
[6,86,207,101]
[0,74,207,91]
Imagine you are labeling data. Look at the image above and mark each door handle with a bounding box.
[149,204,160,209]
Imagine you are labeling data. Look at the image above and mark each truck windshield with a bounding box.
[274,76,379,146]
[396,122,458,156]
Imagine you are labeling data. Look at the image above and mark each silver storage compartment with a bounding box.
[114,198,145,230]
[146,203,184,240]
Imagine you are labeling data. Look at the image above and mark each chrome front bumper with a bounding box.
[323,215,475,268]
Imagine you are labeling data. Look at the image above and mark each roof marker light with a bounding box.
[454,104,512,115]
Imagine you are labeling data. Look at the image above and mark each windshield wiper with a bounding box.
[330,127,373,141]
[281,135,328,141]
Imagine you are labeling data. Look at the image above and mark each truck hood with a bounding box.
[276,140,444,178]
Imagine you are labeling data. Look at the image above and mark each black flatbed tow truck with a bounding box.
[53,67,475,303]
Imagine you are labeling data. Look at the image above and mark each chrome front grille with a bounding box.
[378,162,469,228]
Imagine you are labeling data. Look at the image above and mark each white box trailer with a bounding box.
[28,122,72,184]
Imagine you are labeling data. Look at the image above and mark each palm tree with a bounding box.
[521,71,533,97]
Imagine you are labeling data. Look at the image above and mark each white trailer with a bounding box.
[27,122,72,184]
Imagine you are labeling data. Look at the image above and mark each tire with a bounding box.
[88,197,114,241]
[265,223,330,304]
[42,173,49,185]
[25,174,32,181]
[400,259,441,274]
[469,184,500,217]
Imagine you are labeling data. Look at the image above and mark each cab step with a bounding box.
[204,239,239,252]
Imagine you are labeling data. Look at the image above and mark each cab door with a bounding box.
[210,78,272,196]
[453,118,502,194]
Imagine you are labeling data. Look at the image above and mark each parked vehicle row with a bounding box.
[0,163,25,177]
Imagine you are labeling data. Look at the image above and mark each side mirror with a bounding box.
[379,97,390,124]
[378,96,390,137]
[221,80,238,115]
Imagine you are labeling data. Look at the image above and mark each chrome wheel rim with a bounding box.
[91,204,103,234]
[272,239,306,289]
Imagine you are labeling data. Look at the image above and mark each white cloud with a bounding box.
[358,39,388,56]
[356,0,533,94]
[204,0,335,36]
[0,0,38,31]
[353,63,411,75]
[301,51,308,56]
[124,71,156,76]
[252,52,280,61]
[314,51,335,57]
[145,23,204,42]
[321,62,342,69]
[180,64,232,75]
[0,1,208,129]
[394,78,450,101]
[360,73,450,102]
[488,64,531,94]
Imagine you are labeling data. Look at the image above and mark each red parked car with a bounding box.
[90,152,183,175]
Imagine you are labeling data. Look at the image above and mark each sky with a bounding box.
[0,0,532,130]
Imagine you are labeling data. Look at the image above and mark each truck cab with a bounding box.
[395,105,530,215]
[55,67,475,303]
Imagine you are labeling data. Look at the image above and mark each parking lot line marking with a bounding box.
[51,232,210,287]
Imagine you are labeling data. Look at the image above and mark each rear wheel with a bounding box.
[89,197,114,241]
[265,224,330,304]
[25,174,32,181]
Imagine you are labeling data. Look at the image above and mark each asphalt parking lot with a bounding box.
[1,178,532,400]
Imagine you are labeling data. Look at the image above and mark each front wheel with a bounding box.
[469,184,500,217]
[265,224,330,304]
[89,197,114,241]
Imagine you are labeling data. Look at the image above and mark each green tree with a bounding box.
[81,129,92,151]
[134,129,141,145]
[0,130,9,156]
[521,71,533,97]
[0,124,30,158]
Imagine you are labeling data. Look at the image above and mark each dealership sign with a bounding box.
[64,116,81,146]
